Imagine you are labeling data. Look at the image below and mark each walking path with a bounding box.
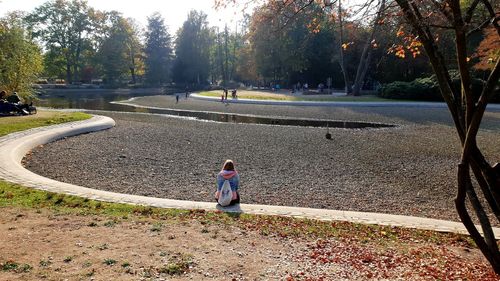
[190,93,500,110]
[1,114,499,238]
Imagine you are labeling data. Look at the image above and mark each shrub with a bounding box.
[379,71,499,102]
[379,79,441,101]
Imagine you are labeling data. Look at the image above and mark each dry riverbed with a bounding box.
[24,99,500,223]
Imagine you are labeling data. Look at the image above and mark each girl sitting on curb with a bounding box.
[215,159,240,205]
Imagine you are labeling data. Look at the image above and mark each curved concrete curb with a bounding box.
[190,93,500,110]
[190,93,450,108]
[0,114,499,238]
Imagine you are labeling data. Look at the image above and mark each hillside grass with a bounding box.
[0,111,91,137]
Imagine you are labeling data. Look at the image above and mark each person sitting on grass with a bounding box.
[0,90,6,102]
[215,159,240,206]
[6,92,21,104]
[3,92,33,115]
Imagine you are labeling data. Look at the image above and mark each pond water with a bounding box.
[35,89,395,129]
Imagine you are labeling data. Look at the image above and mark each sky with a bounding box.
[0,0,248,33]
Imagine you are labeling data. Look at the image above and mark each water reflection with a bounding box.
[36,89,395,129]
[35,89,162,112]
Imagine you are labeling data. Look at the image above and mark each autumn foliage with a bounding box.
[474,27,500,71]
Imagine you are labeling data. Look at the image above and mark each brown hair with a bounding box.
[222,159,235,171]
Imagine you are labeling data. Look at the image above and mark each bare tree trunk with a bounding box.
[231,24,238,82]
[217,32,225,86]
[128,46,137,84]
[224,26,229,83]
[338,0,351,94]
[130,67,136,84]
[73,33,83,84]
[66,62,72,85]
[352,0,385,96]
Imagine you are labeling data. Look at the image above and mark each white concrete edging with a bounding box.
[190,93,500,110]
[0,114,499,238]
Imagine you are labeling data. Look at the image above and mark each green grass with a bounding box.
[197,90,395,102]
[0,180,190,218]
[0,180,474,248]
[0,111,92,137]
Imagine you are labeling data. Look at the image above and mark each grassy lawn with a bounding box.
[198,90,396,102]
[0,111,91,137]
[0,179,479,247]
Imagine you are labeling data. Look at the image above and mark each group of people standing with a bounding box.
[291,82,309,93]
[221,88,237,102]
[175,87,190,104]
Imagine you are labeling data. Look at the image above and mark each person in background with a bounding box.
[6,92,21,104]
[0,90,7,101]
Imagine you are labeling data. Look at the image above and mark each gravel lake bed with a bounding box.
[24,95,500,223]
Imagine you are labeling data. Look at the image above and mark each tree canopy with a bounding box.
[0,14,43,98]
[144,12,172,85]
[26,0,96,84]
[172,10,211,85]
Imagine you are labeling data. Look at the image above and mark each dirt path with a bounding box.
[0,208,303,280]
[1,206,498,280]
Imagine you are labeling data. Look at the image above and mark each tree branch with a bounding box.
[465,173,500,254]
[429,24,455,29]
[396,0,465,139]
[430,0,454,24]
[456,162,500,269]
[462,57,500,156]
[449,0,474,128]
[466,17,496,37]
[470,160,500,223]
[464,0,481,24]
[480,0,500,36]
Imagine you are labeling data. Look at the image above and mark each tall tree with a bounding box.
[172,10,211,85]
[144,12,172,85]
[98,12,143,86]
[0,14,43,98]
[26,0,96,84]
[210,23,245,84]
[244,1,338,87]
[234,15,259,84]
